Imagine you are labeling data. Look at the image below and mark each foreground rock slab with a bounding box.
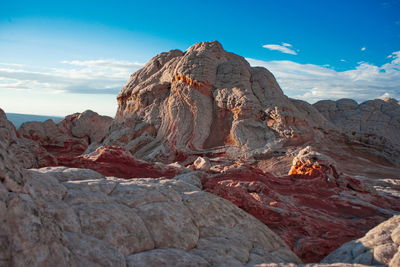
[1,160,302,266]
[322,215,400,267]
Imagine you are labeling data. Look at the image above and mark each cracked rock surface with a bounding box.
[1,159,302,266]
[313,98,400,165]
[322,215,400,267]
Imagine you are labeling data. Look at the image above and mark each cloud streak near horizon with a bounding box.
[1,53,399,105]
[61,60,144,71]
[0,59,143,95]
[247,50,400,103]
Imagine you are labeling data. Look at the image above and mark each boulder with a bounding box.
[193,156,212,170]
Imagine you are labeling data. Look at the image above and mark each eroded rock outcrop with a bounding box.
[1,163,302,266]
[1,105,304,266]
[19,110,112,163]
[313,98,400,165]
[0,108,55,168]
[202,148,400,263]
[322,215,400,267]
[57,145,178,178]
[98,41,333,162]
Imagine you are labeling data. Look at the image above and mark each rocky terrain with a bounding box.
[19,110,113,163]
[322,215,400,267]
[1,110,303,266]
[1,41,399,266]
[202,148,399,262]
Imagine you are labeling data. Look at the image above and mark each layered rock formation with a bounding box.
[99,41,333,162]
[57,145,178,178]
[202,147,400,262]
[2,102,302,267]
[19,110,112,163]
[314,98,400,165]
[0,108,55,168]
[323,215,400,266]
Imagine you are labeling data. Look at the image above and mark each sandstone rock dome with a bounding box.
[102,41,331,162]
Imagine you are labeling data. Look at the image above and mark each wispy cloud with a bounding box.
[61,85,120,95]
[0,59,143,95]
[281,43,292,47]
[0,62,25,67]
[387,51,400,63]
[246,50,400,103]
[262,43,298,55]
[61,59,144,70]
[3,53,399,106]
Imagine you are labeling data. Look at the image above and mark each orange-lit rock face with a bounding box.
[172,73,213,96]
[288,146,339,180]
[288,158,333,177]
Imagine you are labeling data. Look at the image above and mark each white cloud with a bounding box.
[0,62,25,67]
[246,50,400,103]
[0,59,143,95]
[387,51,400,64]
[262,44,298,55]
[361,47,367,51]
[2,52,399,114]
[281,43,292,47]
[61,59,144,71]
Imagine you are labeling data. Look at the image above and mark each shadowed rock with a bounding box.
[322,215,400,267]
[314,98,400,165]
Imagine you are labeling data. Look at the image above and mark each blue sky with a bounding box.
[0,0,399,116]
